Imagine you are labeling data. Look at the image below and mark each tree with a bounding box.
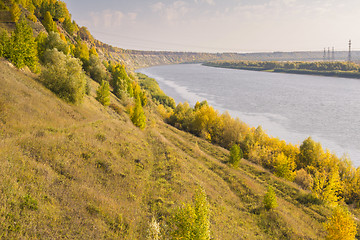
[41,49,86,104]
[274,153,296,181]
[171,187,210,240]
[63,17,76,35]
[89,46,98,57]
[263,186,277,210]
[130,97,146,129]
[38,32,69,60]
[312,169,341,203]
[110,63,130,98]
[74,40,89,68]
[241,133,255,159]
[8,18,38,71]
[43,11,58,33]
[220,112,245,149]
[324,206,356,240]
[35,31,47,58]
[0,29,10,58]
[54,1,68,22]
[229,144,242,167]
[96,81,110,106]
[88,55,109,83]
[10,3,22,23]
[298,137,323,169]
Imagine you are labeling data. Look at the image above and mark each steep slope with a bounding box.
[0,58,334,239]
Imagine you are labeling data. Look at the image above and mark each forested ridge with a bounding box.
[0,0,359,239]
[205,60,360,79]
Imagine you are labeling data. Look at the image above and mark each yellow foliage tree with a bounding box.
[274,153,296,181]
[312,168,341,203]
[324,206,356,240]
[10,3,22,23]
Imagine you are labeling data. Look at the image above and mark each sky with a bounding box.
[63,0,360,53]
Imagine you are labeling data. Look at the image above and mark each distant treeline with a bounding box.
[204,60,360,79]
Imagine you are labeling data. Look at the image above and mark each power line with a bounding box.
[348,39,352,62]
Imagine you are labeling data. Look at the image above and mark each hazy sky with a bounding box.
[63,0,360,53]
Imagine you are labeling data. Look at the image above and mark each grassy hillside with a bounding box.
[0,1,359,239]
[0,57,341,239]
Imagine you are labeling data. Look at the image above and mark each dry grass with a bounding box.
[0,58,341,239]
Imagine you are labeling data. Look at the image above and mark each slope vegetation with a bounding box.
[0,58,335,239]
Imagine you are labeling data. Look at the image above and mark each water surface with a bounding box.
[137,64,360,166]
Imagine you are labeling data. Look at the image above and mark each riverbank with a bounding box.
[204,61,360,79]
[138,63,360,165]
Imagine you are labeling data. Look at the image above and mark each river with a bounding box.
[137,64,360,166]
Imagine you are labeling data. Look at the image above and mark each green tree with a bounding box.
[263,186,278,210]
[54,1,68,22]
[241,133,255,159]
[0,29,10,57]
[8,18,38,71]
[229,144,242,167]
[63,17,76,35]
[110,63,129,98]
[168,102,194,132]
[96,81,110,106]
[35,31,47,59]
[193,187,211,240]
[274,153,296,181]
[37,31,69,61]
[88,55,109,83]
[43,11,57,33]
[41,49,86,104]
[45,32,69,54]
[298,137,323,169]
[171,187,210,240]
[324,206,356,240]
[130,97,146,129]
[10,3,22,23]
[74,40,89,68]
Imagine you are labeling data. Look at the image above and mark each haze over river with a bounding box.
[137,64,360,166]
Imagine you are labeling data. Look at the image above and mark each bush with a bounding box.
[20,194,38,210]
[294,168,314,190]
[296,193,323,205]
[96,81,110,106]
[229,144,242,167]
[45,32,69,55]
[170,187,210,240]
[88,55,109,83]
[130,97,146,129]
[263,186,277,210]
[41,49,86,104]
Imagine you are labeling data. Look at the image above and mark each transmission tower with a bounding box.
[323,48,326,61]
[348,40,352,62]
[328,47,331,61]
[332,47,335,61]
